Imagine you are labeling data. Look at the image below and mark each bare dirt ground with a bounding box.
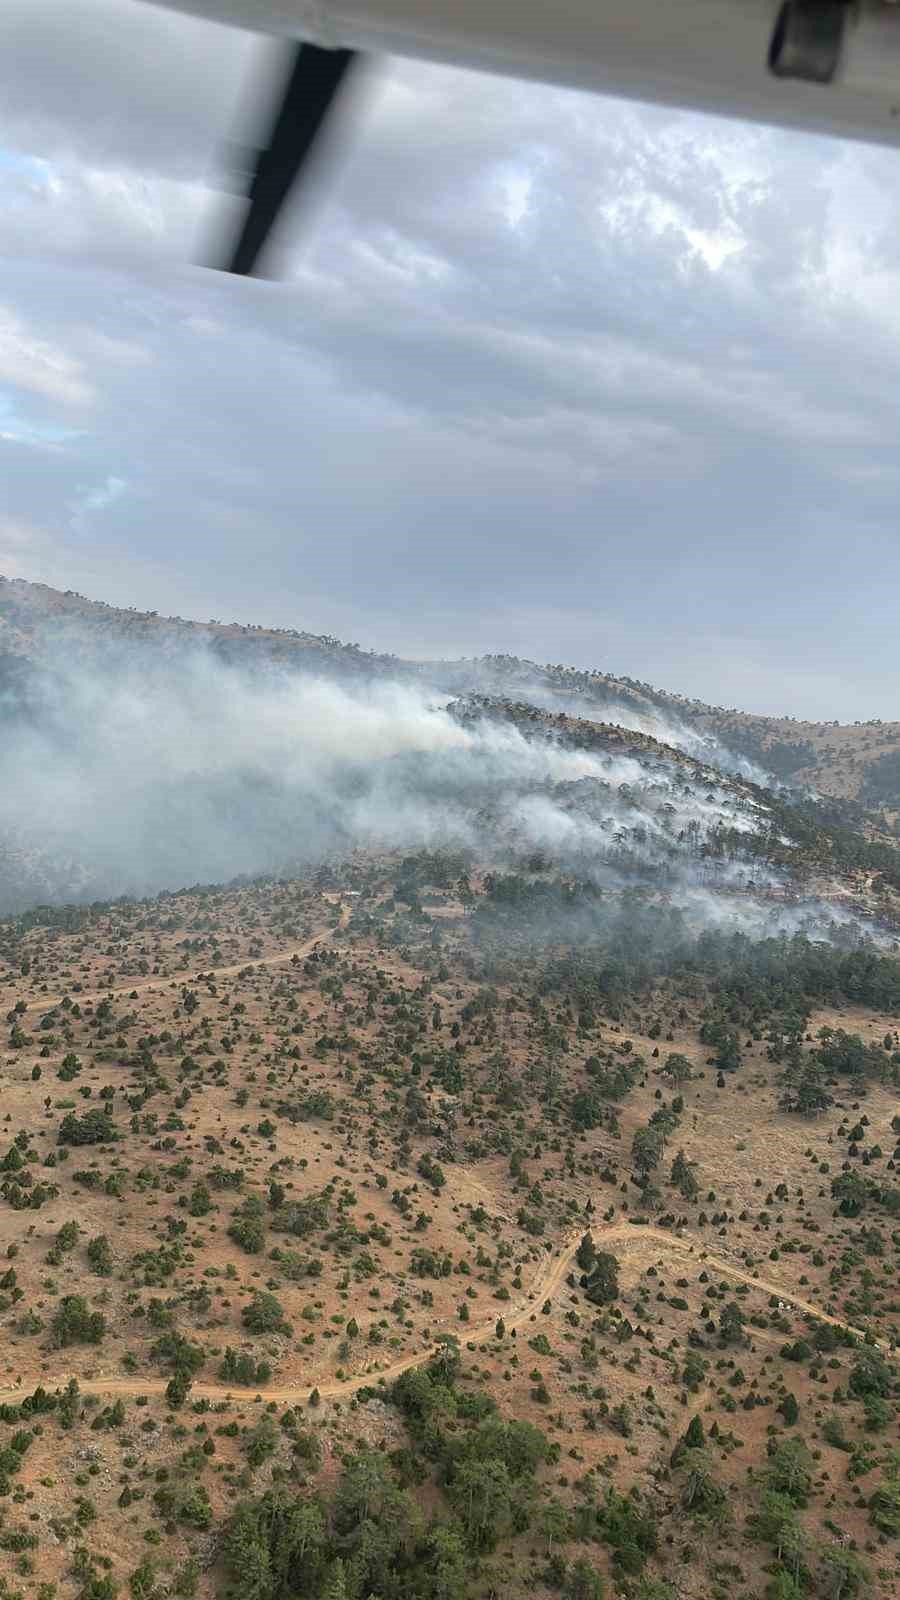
[0,1215,885,1411]
[0,866,895,1600]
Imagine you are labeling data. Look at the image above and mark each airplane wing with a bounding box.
[146,0,900,274]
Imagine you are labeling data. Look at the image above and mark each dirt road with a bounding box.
[0,1217,889,1408]
[19,914,346,1016]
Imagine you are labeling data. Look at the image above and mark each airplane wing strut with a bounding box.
[224,41,358,276]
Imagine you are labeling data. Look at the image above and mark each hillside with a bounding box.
[3,576,899,812]
[689,710,900,812]
[439,657,900,810]
[0,856,894,1600]
[3,575,900,936]
[0,575,896,1600]
[0,576,403,682]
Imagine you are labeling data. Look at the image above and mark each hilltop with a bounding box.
[3,576,900,811]
[2,576,900,932]
[0,575,402,681]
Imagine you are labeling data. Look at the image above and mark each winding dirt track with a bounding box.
[0,1220,889,1407]
[9,906,894,1400]
[19,926,340,1017]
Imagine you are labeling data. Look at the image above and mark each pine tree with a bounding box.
[584,1251,619,1305]
[779,1392,799,1425]
[165,1370,191,1409]
[576,1232,596,1272]
[671,1149,699,1199]
[684,1414,705,1449]
[322,1558,348,1600]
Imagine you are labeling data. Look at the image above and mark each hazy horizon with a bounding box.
[0,569,887,728]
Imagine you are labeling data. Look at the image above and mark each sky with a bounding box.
[2,1,900,722]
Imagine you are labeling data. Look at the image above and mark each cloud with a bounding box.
[69,473,127,531]
[0,305,93,405]
[2,4,900,717]
[0,396,79,448]
[0,0,255,178]
[0,517,44,578]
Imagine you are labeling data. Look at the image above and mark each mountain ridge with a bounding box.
[3,574,899,809]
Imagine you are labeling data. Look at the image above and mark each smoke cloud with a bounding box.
[448,663,773,785]
[0,638,886,949]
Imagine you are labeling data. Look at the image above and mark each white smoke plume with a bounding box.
[467,670,773,786]
[0,640,885,948]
